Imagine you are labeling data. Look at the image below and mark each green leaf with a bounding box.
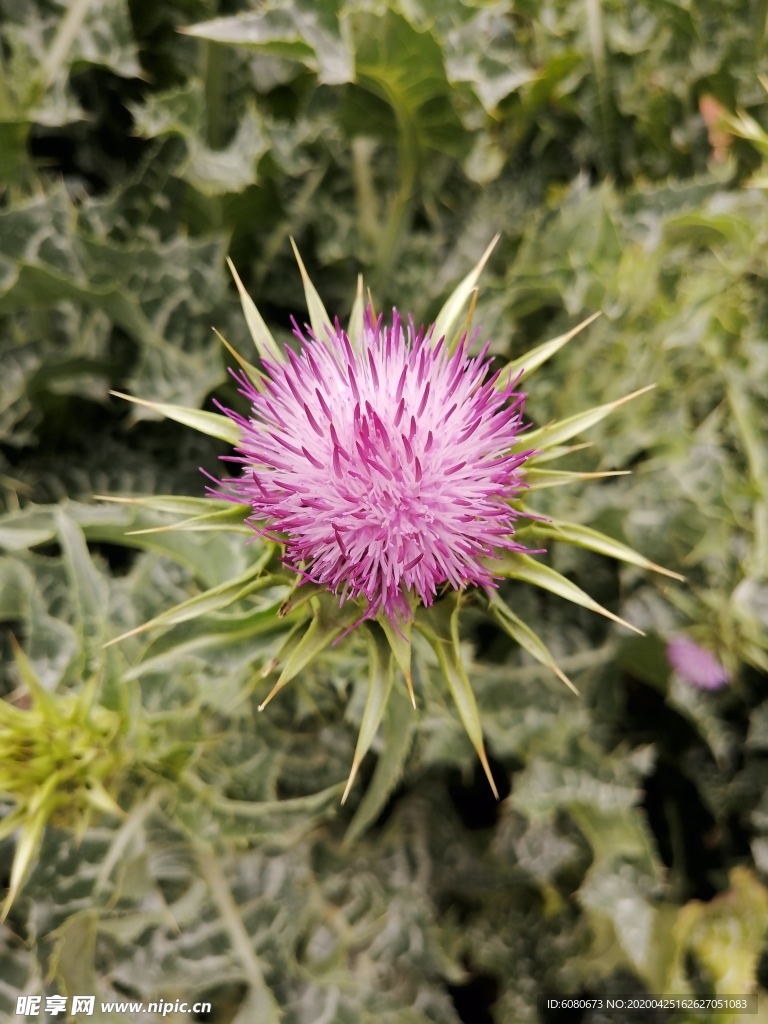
[110,391,240,445]
[226,258,285,366]
[182,4,353,86]
[0,189,226,410]
[586,0,618,177]
[189,779,344,827]
[488,592,578,695]
[278,580,327,618]
[533,519,684,581]
[290,237,333,343]
[342,624,394,804]
[0,120,30,188]
[522,385,656,451]
[354,9,465,158]
[492,553,643,635]
[499,312,601,388]
[526,442,593,465]
[343,683,416,846]
[432,235,498,352]
[48,910,99,1001]
[416,598,498,797]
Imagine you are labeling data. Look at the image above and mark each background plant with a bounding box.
[1,1,768,1022]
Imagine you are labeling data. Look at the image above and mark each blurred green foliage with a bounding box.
[1,1,768,1022]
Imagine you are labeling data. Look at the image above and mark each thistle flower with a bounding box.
[107,239,679,802]
[666,636,730,690]
[217,311,532,629]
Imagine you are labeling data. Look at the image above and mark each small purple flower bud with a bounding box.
[666,637,730,690]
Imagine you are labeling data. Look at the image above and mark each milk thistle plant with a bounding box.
[0,640,125,920]
[109,239,681,800]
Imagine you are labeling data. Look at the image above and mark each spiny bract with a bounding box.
[666,636,731,690]
[217,311,532,627]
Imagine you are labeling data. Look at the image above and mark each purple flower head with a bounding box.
[666,636,731,690]
[218,310,534,626]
